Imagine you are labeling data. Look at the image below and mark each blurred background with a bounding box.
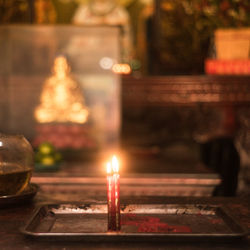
[0,0,250,198]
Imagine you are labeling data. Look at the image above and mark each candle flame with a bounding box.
[112,155,119,173]
[106,155,119,174]
[106,162,112,174]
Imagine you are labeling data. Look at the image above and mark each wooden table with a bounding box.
[0,184,249,250]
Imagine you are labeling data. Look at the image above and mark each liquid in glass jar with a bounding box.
[0,134,34,196]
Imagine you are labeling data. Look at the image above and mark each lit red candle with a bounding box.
[106,155,120,231]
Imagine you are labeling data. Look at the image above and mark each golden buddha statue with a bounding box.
[35,56,88,124]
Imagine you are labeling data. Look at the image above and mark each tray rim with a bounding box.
[20,203,249,240]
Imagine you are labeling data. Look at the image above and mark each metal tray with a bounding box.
[20,204,248,241]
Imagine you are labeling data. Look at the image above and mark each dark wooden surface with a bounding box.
[0,189,249,249]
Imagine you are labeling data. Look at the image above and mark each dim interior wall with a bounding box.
[7,76,43,139]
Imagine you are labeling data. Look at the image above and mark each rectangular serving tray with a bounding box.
[20,204,248,241]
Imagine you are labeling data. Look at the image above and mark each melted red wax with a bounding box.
[210,218,223,224]
[121,214,192,233]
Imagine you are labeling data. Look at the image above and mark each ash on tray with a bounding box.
[121,214,192,233]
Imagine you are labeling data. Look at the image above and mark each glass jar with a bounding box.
[0,134,34,196]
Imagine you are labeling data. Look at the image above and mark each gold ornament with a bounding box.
[35,56,88,124]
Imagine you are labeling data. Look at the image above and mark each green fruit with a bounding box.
[39,142,54,155]
[41,156,55,166]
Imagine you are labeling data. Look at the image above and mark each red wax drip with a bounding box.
[210,218,223,225]
[121,214,192,233]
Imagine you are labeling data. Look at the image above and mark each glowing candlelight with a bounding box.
[107,162,112,174]
[106,155,120,231]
